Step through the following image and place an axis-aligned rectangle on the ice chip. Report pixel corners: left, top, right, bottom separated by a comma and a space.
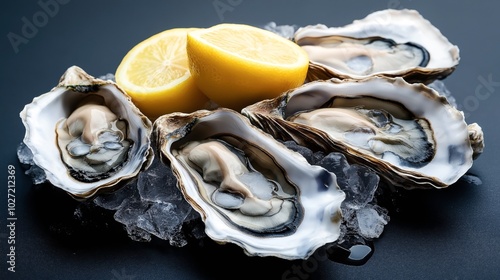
168, 232, 189, 247
98, 73, 115, 82
141, 203, 180, 237
311, 150, 327, 165
26, 165, 47, 184
113, 199, 151, 227
282, 140, 315, 164
318, 152, 379, 209
356, 204, 390, 239
137, 202, 195, 246
17, 141, 48, 184
341, 207, 359, 232
137, 156, 183, 204
317, 152, 350, 176
344, 165, 380, 209
124, 224, 152, 242
182, 208, 205, 239
262, 22, 298, 40
17, 141, 35, 165
94, 179, 139, 210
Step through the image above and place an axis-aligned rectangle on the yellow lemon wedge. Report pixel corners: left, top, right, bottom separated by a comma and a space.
115, 28, 210, 120
186, 23, 309, 110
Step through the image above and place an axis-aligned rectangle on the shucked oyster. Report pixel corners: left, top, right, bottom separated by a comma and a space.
243, 77, 481, 189
20, 66, 153, 198
155, 109, 345, 259
295, 9, 459, 83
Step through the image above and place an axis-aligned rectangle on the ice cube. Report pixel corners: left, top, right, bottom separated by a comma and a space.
94, 179, 139, 210
262, 22, 298, 40
356, 204, 390, 239
17, 141, 47, 184
137, 156, 183, 204
344, 165, 380, 209
318, 152, 379, 209
17, 141, 34, 165
282, 140, 315, 164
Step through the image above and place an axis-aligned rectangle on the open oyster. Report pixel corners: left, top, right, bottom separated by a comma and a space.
243, 77, 481, 189
155, 109, 345, 259
20, 66, 153, 198
294, 9, 459, 83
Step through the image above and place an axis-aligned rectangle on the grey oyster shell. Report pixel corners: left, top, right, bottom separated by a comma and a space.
20, 66, 153, 199
155, 109, 345, 259
243, 77, 478, 189
295, 9, 459, 84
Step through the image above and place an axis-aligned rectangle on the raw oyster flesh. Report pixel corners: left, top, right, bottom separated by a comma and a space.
56, 94, 133, 182
294, 9, 459, 83
20, 66, 153, 198
155, 109, 345, 259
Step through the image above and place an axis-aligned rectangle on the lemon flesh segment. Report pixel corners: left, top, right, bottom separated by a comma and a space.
115, 28, 210, 120
187, 23, 309, 111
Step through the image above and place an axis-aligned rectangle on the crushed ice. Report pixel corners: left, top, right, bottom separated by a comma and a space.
17, 142, 47, 184
93, 141, 206, 246
98, 73, 116, 82
283, 140, 389, 241
262, 22, 298, 40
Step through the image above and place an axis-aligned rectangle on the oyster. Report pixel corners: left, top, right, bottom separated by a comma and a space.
294, 9, 459, 83
243, 77, 480, 189
155, 109, 345, 259
20, 66, 153, 198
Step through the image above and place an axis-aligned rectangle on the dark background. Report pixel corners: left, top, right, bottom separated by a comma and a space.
1, 0, 499, 279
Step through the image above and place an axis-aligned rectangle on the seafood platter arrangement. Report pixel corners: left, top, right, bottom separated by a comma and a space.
18, 9, 484, 264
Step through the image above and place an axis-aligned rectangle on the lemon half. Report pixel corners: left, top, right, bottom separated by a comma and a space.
187, 23, 309, 110
115, 28, 210, 120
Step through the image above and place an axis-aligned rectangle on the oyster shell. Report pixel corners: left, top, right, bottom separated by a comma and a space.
155, 109, 345, 259
467, 123, 484, 160
20, 66, 153, 198
243, 77, 479, 189
294, 9, 459, 83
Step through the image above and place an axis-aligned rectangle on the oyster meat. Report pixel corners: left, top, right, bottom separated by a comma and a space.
294, 9, 459, 83
155, 109, 345, 259
243, 77, 481, 189
20, 66, 153, 198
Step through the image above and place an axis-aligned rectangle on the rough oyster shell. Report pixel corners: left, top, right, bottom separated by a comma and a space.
467, 123, 484, 160
295, 9, 459, 84
243, 77, 478, 189
20, 66, 153, 198
155, 109, 345, 259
